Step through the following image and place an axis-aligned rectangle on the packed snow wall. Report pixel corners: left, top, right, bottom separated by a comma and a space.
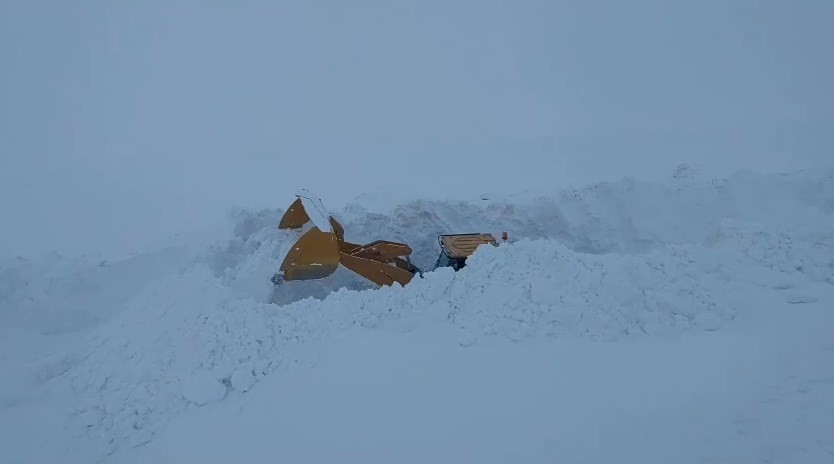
203, 166, 834, 306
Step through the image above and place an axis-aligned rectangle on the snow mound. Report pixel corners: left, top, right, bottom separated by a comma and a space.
0, 248, 197, 412
61, 237, 740, 453
200, 166, 833, 307
706, 218, 834, 284
5, 166, 832, 460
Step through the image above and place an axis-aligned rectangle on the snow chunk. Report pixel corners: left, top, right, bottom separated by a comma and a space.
180, 371, 227, 406
231, 362, 257, 392
457, 329, 477, 347
297, 191, 333, 232
694, 312, 724, 331
786, 294, 820, 305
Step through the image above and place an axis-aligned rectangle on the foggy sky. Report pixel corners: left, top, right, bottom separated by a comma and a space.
1, 0, 832, 258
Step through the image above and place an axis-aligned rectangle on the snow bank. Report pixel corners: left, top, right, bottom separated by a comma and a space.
0, 248, 196, 335
64, 237, 740, 454
3, 166, 832, 460
0, 248, 197, 412
203, 165, 833, 306
334, 165, 834, 260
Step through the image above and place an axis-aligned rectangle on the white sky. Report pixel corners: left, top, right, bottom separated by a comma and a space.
1, 0, 832, 258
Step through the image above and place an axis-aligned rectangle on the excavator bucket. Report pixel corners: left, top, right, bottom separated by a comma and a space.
273, 193, 420, 287
273, 194, 340, 284
279, 194, 333, 233
277, 226, 339, 281
278, 198, 310, 229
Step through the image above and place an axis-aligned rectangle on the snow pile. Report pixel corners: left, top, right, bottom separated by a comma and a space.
0, 249, 197, 412
333, 165, 833, 259
195, 167, 834, 306
63, 236, 740, 453
2, 166, 832, 461
0, 253, 105, 334
0, 248, 195, 335
706, 218, 834, 284
448, 240, 734, 339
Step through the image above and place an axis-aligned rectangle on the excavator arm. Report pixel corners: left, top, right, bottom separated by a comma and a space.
273, 195, 420, 287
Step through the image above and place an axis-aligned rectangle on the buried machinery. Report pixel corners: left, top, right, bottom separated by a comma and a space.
272, 194, 501, 287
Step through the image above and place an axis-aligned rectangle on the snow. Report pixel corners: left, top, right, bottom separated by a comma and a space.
296, 190, 335, 233
115, 303, 834, 464
1, 166, 833, 463
179, 370, 228, 406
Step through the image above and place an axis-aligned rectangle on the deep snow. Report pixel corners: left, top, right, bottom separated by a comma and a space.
1, 166, 832, 463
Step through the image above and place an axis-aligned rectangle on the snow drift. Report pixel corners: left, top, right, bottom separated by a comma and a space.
1, 166, 832, 462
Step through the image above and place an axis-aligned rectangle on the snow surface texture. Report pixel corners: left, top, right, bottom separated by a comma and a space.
1, 166, 833, 463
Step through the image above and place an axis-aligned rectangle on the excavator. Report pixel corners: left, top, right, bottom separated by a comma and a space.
271, 193, 501, 287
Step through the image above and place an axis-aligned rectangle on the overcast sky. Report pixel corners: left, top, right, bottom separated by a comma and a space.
1, 0, 832, 258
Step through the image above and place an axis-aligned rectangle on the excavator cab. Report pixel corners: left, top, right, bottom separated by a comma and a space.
433, 233, 499, 271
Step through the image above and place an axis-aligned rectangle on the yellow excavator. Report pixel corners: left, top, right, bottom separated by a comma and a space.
271, 193, 500, 287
